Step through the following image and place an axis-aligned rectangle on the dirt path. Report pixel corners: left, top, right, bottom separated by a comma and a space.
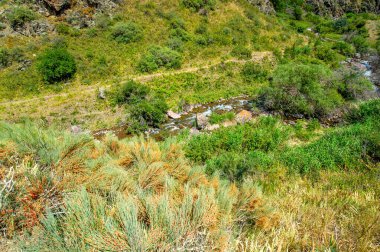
0, 52, 272, 106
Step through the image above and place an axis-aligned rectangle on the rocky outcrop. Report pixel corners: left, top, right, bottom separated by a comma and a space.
306, 0, 379, 16
247, 0, 275, 14
41, 0, 71, 15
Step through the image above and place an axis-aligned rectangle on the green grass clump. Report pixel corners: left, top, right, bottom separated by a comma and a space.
185, 116, 290, 163
209, 111, 235, 124
37, 46, 77, 84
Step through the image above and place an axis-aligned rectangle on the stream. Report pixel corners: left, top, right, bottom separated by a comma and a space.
92, 54, 380, 140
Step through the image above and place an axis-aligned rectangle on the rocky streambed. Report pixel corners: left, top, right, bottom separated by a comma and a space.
91, 54, 380, 140
93, 95, 255, 140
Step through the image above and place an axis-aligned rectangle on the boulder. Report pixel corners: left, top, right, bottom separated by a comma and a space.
196, 113, 209, 129
98, 87, 106, 99
71, 125, 82, 134
222, 120, 237, 128
167, 110, 181, 119
236, 110, 252, 124
190, 127, 200, 135
205, 124, 220, 131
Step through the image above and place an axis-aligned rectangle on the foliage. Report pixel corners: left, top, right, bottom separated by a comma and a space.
209, 111, 235, 124
110, 22, 143, 43
349, 35, 370, 54
37, 46, 77, 83
182, 0, 216, 11
6, 6, 36, 28
111, 81, 169, 131
241, 62, 268, 82
185, 116, 290, 165
112, 80, 150, 105
231, 45, 251, 59
258, 63, 343, 118
0, 48, 11, 68
0, 123, 271, 250
138, 46, 182, 72
334, 67, 374, 100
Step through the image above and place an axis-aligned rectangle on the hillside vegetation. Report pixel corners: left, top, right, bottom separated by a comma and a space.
0, 0, 380, 251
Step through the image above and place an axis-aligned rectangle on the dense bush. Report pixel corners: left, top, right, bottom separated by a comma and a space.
130, 99, 168, 128
6, 6, 36, 28
334, 67, 373, 100
138, 46, 182, 72
349, 35, 369, 54
112, 80, 150, 105
112, 81, 169, 131
332, 41, 355, 56
37, 46, 77, 83
346, 99, 380, 123
0, 47, 25, 68
0, 48, 11, 68
241, 62, 268, 82
111, 22, 143, 43
258, 63, 343, 118
231, 45, 251, 59
182, 0, 216, 11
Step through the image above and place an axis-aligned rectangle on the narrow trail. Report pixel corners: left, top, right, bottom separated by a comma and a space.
0, 52, 271, 107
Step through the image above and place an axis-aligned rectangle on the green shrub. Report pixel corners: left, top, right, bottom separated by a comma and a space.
349, 35, 369, 54
231, 45, 251, 59
314, 43, 339, 64
166, 38, 184, 51
137, 46, 182, 72
335, 68, 373, 100
258, 63, 343, 118
294, 6, 303, 20
111, 81, 169, 131
332, 41, 355, 56
111, 22, 143, 43
37, 46, 77, 83
241, 62, 268, 82
130, 99, 168, 128
56, 23, 71, 35
346, 99, 380, 123
112, 80, 150, 105
0, 48, 11, 68
6, 6, 36, 28
182, 0, 216, 11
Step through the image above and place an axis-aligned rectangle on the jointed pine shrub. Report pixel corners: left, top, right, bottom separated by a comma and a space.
0, 123, 273, 250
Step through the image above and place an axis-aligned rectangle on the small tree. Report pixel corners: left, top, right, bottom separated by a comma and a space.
37, 47, 77, 83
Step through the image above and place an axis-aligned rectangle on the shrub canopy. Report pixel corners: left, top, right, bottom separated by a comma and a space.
37, 47, 77, 83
